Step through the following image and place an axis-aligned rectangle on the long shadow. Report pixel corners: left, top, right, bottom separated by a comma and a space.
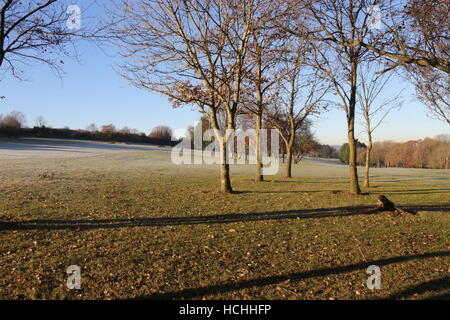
132, 251, 450, 300
386, 276, 450, 300
426, 292, 450, 300
401, 204, 450, 213
0, 205, 375, 231
2, 204, 448, 232
238, 190, 342, 194
264, 181, 350, 185
370, 188, 450, 196
386, 192, 450, 196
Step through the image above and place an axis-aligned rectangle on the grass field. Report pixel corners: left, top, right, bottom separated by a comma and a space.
0, 139, 449, 300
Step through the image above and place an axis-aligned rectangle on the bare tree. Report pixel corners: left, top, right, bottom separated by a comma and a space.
362, 0, 450, 74
120, 126, 131, 135
100, 123, 116, 135
282, 0, 448, 192
400, 0, 449, 125
242, 3, 288, 182
292, 119, 319, 163
357, 63, 403, 187
0, 110, 25, 128
266, 42, 328, 178
86, 123, 98, 132
294, 0, 378, 194
149, 125, 173, 141
349, 0, 449, 124
109, 0, 259, 193
434, 135, 450, 170
0, 110, 25, 136
408, 67, 449, 125
129, 128, 140, 135
0, 0, 103, 79
34, 115, 47, 128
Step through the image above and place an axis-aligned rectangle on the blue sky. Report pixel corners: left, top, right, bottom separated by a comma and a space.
0, 3, 448, 146
0, 41, 200, 139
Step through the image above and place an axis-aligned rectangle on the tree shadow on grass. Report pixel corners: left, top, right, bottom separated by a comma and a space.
426, 292, 450, 300
265, 179, 348, 185
0, 205, 375, 231
386, 276, 450, 300
370, 188, 450, 196
237, 190, 342, 194
132, 251, 450, 300
1, 204, 448, 232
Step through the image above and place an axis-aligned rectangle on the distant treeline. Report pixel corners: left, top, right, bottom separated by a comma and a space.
357, 138, 450, 170
0, 111, 179, 146
2, 126, 179, 146
338, 137, 450, 170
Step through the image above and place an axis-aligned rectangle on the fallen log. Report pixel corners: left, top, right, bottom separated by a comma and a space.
376, 195, 416, 215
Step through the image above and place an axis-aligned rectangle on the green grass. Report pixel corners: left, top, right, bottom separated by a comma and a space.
0, 150, 449, 300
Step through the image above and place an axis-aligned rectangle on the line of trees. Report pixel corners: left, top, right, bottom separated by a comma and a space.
1, 1, 448, 194
184, 113, 333, 175
109, 0, 330, 192
356, 136, 450, 170
0, 111, 177, 146
339, 135, 450, 172
108, 0, 449, 194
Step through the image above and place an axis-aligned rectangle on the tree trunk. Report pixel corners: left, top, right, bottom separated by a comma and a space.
285, 146, 293, 178
255, 113, 263, 182
211, 111, 233, 194
348, 60, 361, 195
364, 149, 370, 188
348, 133, 360, 194
284, 107, 296, 179
219, 137, 233, 193
285, 133, 294, 179
364, 136, 372, 188
445, 151, 449, 170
